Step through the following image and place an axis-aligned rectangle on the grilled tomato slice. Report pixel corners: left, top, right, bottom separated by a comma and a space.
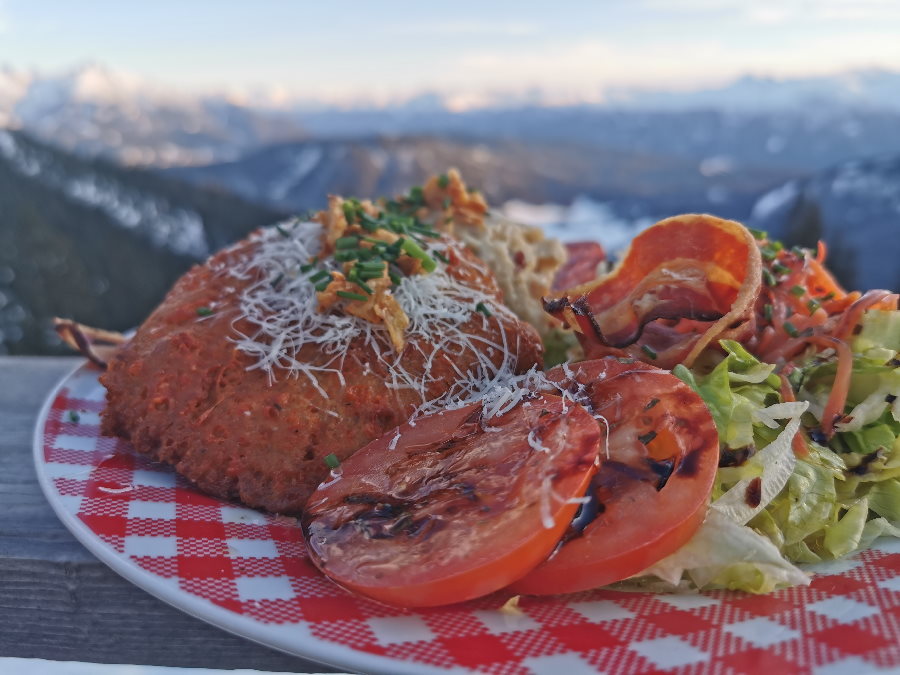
511, 357, 718, 595
301, 394, 601, 607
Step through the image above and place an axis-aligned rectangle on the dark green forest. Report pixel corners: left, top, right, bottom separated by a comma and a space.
0, 131, 283, 355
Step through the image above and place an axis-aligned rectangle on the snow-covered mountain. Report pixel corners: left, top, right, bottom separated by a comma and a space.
5, 63, 900, 172
749, 155, 900, 292
608, 69, 900, 113
0, 130, 282, 355
166, 135, 793, 221
0, 63, 306, 166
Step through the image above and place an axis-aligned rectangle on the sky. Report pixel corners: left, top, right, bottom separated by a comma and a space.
2, 0, 900, 104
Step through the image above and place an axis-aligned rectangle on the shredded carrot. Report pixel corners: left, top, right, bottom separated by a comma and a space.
804, 336, 853, 439
743, 237, 900, 444
778, 372, 809, 457
750, 237, 898, 367
833, 290, 898, 341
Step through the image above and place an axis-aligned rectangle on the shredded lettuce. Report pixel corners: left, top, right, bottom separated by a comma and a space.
635, 311, 900, 593
638, 511, 810, 594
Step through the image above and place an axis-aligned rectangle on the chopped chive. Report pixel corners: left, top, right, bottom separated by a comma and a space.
638, 431, 658, 445
475, 302, 492, 317
442, 197, 452, 210
791, 245, 806, 257
762, 268, 777, 286
783, 321, 799, 337
748, 228, 768, 240
773, 262, 791, 276
392, 216, 416, 238
790, 285, 806, 297
761, 247, 778, 261
324, 453, 340, 469
315, 280, 331, 292
271, 273, 284, 288
334, 250, 361, 262
336, 236, 359, 250
341, 202, 358, 223
68, 410, 80, 423
645, 398, 660, 410
641, 344, 658, 360
763, 303, 774, 321
354, 279, 374, 294
437, 173, 449, 189
771, 240, 783, 252
388, 271, 402, 285
275, 224, 290, 238
411, 225, 441, 238
807, 299, 821, 315
359, 213, 380, 232
308, 270, 330, 283
408, 186, 425, 204
434, 251, 450, 264
357, 260, 386, 270
822, 292, 836, 302
359, 270, 384, 281
337, 290, 368, 302
400, 238, 437, 272
196, 307, 214, 317
299, 263, 315, 273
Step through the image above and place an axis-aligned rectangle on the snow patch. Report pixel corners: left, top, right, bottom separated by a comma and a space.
268, 146, 323, 202
502, 196, 654, 255
751, 181, 799, 221
0, 130, 208, 257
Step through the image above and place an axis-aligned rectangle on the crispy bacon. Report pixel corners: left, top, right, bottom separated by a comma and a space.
544, 214, 762, 369
316, 272, 410, 352
552, 242, 606, 292
422, 168, 489, 231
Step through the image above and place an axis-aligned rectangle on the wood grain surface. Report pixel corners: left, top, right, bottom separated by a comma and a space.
0, 357, 339, 672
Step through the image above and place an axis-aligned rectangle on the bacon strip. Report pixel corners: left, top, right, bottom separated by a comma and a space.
544, 215, 762, 369
552, 242, 606, 292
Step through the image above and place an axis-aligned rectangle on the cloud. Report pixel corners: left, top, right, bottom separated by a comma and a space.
442, 32, 900, 102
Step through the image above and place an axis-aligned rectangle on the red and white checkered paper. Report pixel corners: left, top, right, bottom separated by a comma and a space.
36, 364, 900, 675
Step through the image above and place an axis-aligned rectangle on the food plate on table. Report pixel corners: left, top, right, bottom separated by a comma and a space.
33, 367, 900, 673
36, 170, 900, 673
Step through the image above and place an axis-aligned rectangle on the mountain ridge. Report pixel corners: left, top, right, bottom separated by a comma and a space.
5, 63, 900, 171
165, 134, 796, 221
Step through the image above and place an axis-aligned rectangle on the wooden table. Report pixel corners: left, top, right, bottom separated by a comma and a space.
0, 356, 337, 672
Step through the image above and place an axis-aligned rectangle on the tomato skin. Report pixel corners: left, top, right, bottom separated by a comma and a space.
510, 358, 718, 596
302, 395, 601, 608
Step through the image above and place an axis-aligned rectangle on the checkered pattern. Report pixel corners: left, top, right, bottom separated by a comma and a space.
38, 365, 900, 674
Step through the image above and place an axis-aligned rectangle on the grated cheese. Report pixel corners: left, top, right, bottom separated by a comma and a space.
229, 220, 522, 411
